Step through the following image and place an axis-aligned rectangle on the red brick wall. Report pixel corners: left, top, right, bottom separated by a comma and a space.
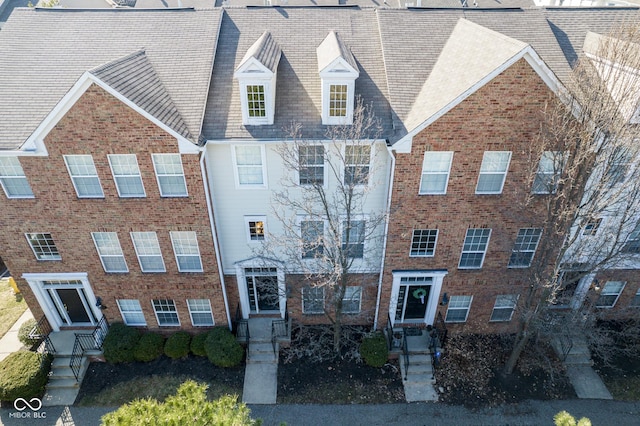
0, 84, 228, 331
592, 270, 640, 318
381, 58, 556, 333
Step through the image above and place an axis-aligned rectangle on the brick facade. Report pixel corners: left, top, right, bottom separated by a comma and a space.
0, 84, 228, 331
380, 58, 557, 333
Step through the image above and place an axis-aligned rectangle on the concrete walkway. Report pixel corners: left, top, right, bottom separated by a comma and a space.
242, 318, 278, 404
0, 308, 33, 362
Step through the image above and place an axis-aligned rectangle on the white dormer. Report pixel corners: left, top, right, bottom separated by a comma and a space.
234, 32, 281, 126
317, 31, 359, 125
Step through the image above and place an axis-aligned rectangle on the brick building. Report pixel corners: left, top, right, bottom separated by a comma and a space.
0, 6, 638, 336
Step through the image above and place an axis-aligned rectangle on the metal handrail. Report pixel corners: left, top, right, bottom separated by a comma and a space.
28, 315, 56, 354
70, 316, 109, 381
402, 329, 409, 380
385, 314, 394, 351
271, 311, 290, 354
434, 311, 448, 348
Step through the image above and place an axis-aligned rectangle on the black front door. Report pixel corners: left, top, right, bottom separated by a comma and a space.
246, 267, 280, 312
56, 288, 91, 323
404, 285, 430, 320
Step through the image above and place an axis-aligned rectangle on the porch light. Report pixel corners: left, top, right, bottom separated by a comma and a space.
440, 293, 449, 306
95, 297, 107, 310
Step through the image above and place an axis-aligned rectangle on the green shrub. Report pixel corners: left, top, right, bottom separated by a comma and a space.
17, 319, 39, 348
0, 351, 52, 402
190, 332, 208, 357
133, 332, 165, 362
360, 332, 388, 368
103, 323, 141, 364
101, 380, 259, 426
204, 327, 244, 367
164, 331, 191, 360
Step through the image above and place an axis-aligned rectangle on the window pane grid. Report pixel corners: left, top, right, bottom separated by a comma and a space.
299, 146, 325, 185
92, 232, 127, 272
0, 157, 34, 198
249, 221, 265, 241
153, 299, 179, 326
508, 228, 542, 268
410, 229, 438, 257
342, 286, 361, 313
247, 85, 266, 118
623, 224, 640, 253
302, 287, 324, 314
476, 151, 511, 194
420, 152, 453, 194
109, 154, 145, 197
445, 295, 472, 323
596, 281, 625, 308
459, 229, 490, 269
26, 233, 61, 260
533, 151, 564, 194
329, 84, 348, 117
235, 146, 264, 185
342, 220, 365, 259
187, 299, 214, 326
64, 155, 103, 198
131, 232, 165, 272
301, 220, 324, 259
344, 145, 370, 186
490, 294, 518, 322
171, 231, 202, 272
117, 299, 146, 325
152, 154, 187, 196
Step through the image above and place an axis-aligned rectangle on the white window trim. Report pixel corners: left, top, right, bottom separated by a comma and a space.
596, 281, 626, 308
343, 143, 372, 187
170, 231, 203, 273
445, 295, 473, 323
475, 151, 511, 195
322, 80, 356, 125
302, 287, 325, 314
582, 218, 603, 236
508, 228, 542, 269
489, 294, 519, 322
63, 155, 104, 198
419, 151, 454, 195
152, 299, 180, 326
630, 288, 640, 308
26, 233, 61, 261
92, 232, 128, 273
245, 215, 267, 243
117, 299, 146, 326
298, 217, 327, 260
151, 153, 188, 197
532, 151, 565, 195
388, 270, 448, 327
298, 144, 327, 187
342, 286, 362, 314
341, 216, 367, 259
239, 82, 275, 126
458, 228, 491, 270
231, 145, 268, 189
0, 157, 34, 199
186, 299, 215, 326
108, 154, 146, 198
130, 232, 166, 273
409, 229, 439, 258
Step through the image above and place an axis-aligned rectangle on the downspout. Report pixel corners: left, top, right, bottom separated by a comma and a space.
373, 141, 396, 330
200, 148, 232, 329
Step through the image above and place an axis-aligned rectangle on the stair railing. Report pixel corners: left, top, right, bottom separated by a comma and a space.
271, 311, 290, 354
402, 328, 409, 380
29, 315, 56, 355
70, 316, 109, 381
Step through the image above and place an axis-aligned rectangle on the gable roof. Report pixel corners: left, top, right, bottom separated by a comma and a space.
90, 50, 193, 140
316, 31, 358, 74
236, 31, 282, 74
0, 8, 221, 151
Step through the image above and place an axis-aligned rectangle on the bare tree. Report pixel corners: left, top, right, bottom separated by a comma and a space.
504, 24, 640, 374
260, 100, 386, 353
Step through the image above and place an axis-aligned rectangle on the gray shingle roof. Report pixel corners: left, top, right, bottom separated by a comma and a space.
237, 32, 282, 74
90, 50, 193, 140
0, 7, 221, 150
316, 31, 358, 73
202, 8, 393, 141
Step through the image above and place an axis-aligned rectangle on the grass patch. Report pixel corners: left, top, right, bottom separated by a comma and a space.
602, 374, 640, 401
76, 375, 241, 406
0, 278, 27, 340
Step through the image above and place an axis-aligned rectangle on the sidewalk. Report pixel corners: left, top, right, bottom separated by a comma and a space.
0, 309, 33, 363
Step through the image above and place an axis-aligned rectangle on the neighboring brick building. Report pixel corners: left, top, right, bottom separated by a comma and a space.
0, 6, 638, 336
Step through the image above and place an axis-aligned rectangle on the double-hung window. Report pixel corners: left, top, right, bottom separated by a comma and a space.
187, 299, 214, 326
419, 151, 453, 195
476, 151, 511, 194
246, 85, 266, 118
0, 157, 34, 198
459, 228, 491, 269
170, 231, 203, 272
299, 146, 325, 185
92, 232, 128, 273
26, 233, 61, 261
508, 228, 542, 268
595, 281, 625, 308
131, 232, 165, 272
152, 299, 179, 326
117, 299, 146, 326
583, 218, 602, 236
342, 220, 365, 259
152, 154, 188, 197
234, 146, 266, 187
342, 286, 362, 314
344, 145, 370, 186
301, 220, 324, 259
623, 224, 640, 253
445, 295, 472, 323
410, 229, 438, 257
490, 295, 518, 322
329, 85, 348, 118
108, 154, 145, 197
630, 289, 640, 308
64, 155, 104, 198
302, 287, 325, 314
532, 151, 564, 194
606, 146, 631, 187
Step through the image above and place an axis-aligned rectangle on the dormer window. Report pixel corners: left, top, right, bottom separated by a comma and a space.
234, 32, 281, 126
317, 31, 359, 125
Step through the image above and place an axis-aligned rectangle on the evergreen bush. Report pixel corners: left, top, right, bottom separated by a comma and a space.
17, 319, 39, 348
164, 331, 191, 360
103, 323, 141, 364
204, 327, 244, 367
359, 332, 389, 368
0, 351, 52, 402
133, 332, 165, 362
190, 332, 208, 357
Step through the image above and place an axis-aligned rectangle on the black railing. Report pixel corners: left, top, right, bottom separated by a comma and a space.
402, 329, 409, 380
28, 315, 56, 354
271, 311, 290, 354
385, 314, 394, 351
434, 311, 448, 348
234, 304, 250, 361
70, 316, 109, 381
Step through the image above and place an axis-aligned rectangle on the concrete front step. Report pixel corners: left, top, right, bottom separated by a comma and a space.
248, 352, 278, 364
403, 381, 439, 402
564, 352, 593, 366
47, 377, 79, 389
